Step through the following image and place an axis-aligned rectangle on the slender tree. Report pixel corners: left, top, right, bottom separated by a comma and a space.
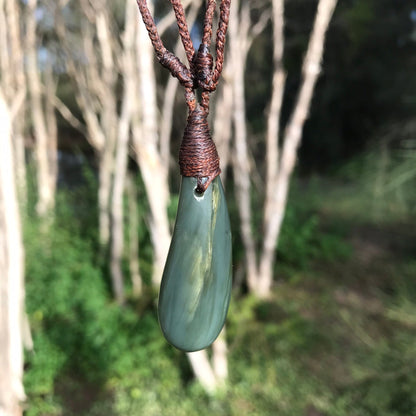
54, 0, 118, 248
212, 63, 233, 184
109, 0, 137, 304
53, 0, 127, 301
126, 173, 143, 296
229, 0, 270, 292
0, 1, 32, 411
0, 89, 26, 416
0, 0, 26, 201
132, 4, 171, 287
26, 0, 58, 218
230, 0, 338, 297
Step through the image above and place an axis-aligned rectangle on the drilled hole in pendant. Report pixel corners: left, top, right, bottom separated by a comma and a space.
194, 177, 208, 198
194, 187, 205, 198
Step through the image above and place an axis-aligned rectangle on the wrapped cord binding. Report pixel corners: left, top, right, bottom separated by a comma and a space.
136, 0, 231, 192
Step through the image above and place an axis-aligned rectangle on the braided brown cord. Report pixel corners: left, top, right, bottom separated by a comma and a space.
195, 0, 217, 112
136, 0, 164, 53
212, 0, 231, 85
136, 0, 194, 90
136, 0, 231, 190
169, 0, 195, 67
202, 0, 217, 47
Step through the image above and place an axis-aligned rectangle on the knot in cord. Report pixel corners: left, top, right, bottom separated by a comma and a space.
137, 0, 231, 190
193, 44, 215, 92
137, 0, 231, 110
159, 50, 193, 89
179, 105, 221, 193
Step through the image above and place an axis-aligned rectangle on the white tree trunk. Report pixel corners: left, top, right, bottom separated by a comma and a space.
212, 327, 228, 383
26, 0, 57, 218
229, 0, 259, 291
12, 129, 27, 205
109, 0, 139, 304
186, 351, 218, 393
226, 0, 337, 298
3, 0, 26, 205
98, 149, 114, 248
0, 3, 30, 409
96, 9, 119, 251
126, 174, 142, 297
256, 0, 286, 298
44, 62, 58, 204
213, 69, 233, 185
263, 0, 285, 229
109, 124, 129, 304
0, 91, 26, 416
159, 74, 179, 170
134, 14, 171, 287
258, 0, 338, 297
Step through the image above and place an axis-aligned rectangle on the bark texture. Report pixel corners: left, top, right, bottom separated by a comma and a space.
0, 2, 29, 411
0, 0, 26, 203
26, 0, 58, 218
133, 9, 171, 287
0, 91, 26, 416
126, 174, 142, 297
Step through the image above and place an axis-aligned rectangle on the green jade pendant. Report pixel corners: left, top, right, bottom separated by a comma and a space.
158, 175, 232, 352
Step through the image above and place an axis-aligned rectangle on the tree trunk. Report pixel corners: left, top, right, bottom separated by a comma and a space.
212, 327, 228, 383
109, 122, 129, 304
109, 0, 139, 304
12, 123, 27, 206
263, 0, 285, 230
132, 134, 171, 287
226, 0, 337, 298
134, 14, 171, 287
96, 9, 119, 250
0, 3, 29, 409
213, 68, 233, 185
257, 0, 338, 297
126, 174, 142, 297
0, 91, 26, 416
98, 149, 114, 249
44, 62, 58, 204
229, 0, 259, 291
26, 0, 57, 218
186, 351, 218, 393
258, 174, 289, 296
256, 0, 286, 298
4, 0, 26, 205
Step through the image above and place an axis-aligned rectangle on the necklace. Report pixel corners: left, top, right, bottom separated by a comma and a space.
136, 0, 232, 351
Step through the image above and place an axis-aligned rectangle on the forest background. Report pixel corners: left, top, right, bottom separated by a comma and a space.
1, 0, 416, 415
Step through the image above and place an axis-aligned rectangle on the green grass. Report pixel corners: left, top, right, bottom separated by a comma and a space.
23, 170, 416, 416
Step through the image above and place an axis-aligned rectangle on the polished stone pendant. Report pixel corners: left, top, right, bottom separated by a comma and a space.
158, 176, 232, 352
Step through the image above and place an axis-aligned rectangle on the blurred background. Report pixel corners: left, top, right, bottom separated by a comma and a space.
1, 0, 416, 415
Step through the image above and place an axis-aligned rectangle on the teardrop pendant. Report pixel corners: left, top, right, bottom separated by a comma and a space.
158, 176, 232, 352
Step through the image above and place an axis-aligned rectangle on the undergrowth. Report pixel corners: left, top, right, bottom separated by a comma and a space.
23, 170, 416, 415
